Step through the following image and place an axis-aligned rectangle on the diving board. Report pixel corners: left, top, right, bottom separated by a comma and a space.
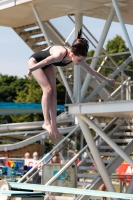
9, 183, 133, 199
68, 100, 133, 118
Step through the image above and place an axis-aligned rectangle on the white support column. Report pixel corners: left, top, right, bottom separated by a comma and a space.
126, 77, 131, 100
81, 7, 115, 101
80, 133, 84, 150
80, 115, 133, 167
73, 13, 82, 103
77, 116, 116, 194
121, 70, 124, 100
31, 5, 51, 46
112, 0, 133, 59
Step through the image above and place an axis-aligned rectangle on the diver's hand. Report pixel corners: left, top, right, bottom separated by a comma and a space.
27, 69, 31, 78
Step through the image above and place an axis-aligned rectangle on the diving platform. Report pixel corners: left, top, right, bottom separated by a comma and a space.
68, 100, 133, 118
0, 0, 133, 28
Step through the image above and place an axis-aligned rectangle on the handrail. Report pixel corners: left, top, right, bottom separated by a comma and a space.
105, 77, 132, 101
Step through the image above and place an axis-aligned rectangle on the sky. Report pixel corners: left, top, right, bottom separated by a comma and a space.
0, 15, 133, 78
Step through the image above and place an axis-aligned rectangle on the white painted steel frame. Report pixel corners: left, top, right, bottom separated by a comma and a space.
77, 116, 116, 193
81, 7, 115, 101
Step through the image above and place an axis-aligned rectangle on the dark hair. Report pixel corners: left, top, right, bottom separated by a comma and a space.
71, 29, 89, 57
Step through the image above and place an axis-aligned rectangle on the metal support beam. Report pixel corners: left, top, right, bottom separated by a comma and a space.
112, 0, 133, 59
81, 6, 115, 101
80, 133, 84, 150
80, 115, 133, 167
77, 116, 116, 194
73, 13, 82, 103
126, 77, 131, 100
121, 70, 124, 100
31, 5, 51, 46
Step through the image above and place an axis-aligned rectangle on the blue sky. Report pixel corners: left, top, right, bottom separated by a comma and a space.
0, 16, 133, 78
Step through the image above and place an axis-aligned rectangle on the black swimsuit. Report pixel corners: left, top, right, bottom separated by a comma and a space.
30, 45, 72, 70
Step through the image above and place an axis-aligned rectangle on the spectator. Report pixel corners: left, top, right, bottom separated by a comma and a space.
51, 150, 61, 164
32, 152, 39, 160
24, 151, 30, 159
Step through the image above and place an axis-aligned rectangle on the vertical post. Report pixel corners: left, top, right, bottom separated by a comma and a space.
126, 77, 131, 100
80, 133, 84, 150
77, 116, 116, 193
73, 13, 82, 103
121, 70, 124, 100
112, 0, 133, 58
74, 131, 77, 150
81, 7, 115, 101
126, 176, 133, 193
120, 179, 122, 193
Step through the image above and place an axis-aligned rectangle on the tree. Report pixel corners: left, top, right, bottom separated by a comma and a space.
106, 35, 129, 65
0, 74, 27, 102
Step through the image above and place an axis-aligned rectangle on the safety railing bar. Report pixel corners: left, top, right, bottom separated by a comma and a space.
18, 125, 80, 183
85, 51, 131, 60
105, 77, 131, 101
64, 27, 75, 44
106, 80, 133, 101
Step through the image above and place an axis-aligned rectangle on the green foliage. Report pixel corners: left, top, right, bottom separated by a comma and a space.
0, 74, 27, 102
106, 35, 129, 65
14, 77, 42, 103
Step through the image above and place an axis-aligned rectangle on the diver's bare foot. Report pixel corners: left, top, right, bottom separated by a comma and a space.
52, 126, 60, 139
42, 123, 54, 138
